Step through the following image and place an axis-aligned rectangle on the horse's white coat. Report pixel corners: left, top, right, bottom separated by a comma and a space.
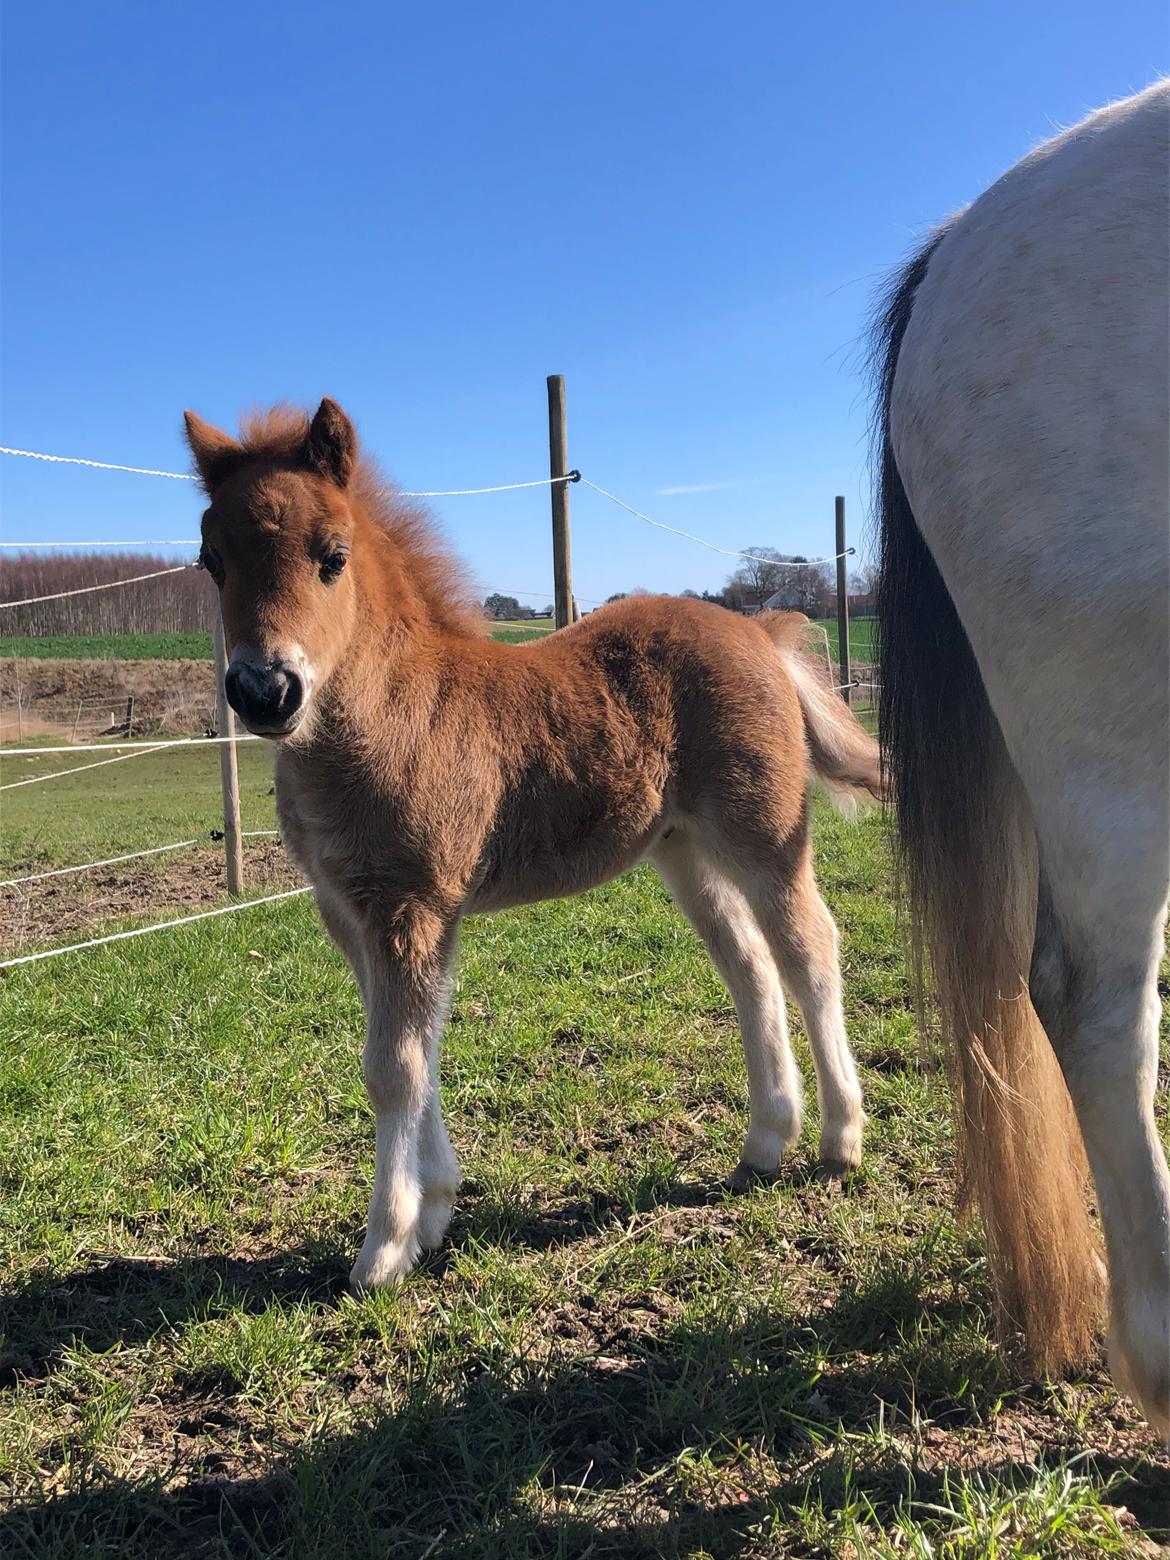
890, 81, 1170, 1433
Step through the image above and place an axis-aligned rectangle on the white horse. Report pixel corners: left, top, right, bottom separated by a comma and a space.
874, 80, 1169, 1436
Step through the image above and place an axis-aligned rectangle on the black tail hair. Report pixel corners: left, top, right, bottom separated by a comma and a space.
871, 231, 1103, 1370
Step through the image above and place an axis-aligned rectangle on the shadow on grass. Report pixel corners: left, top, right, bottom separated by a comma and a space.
0, 1181, 729, 1380
2, 1256, 1167, 1559
0, 1245, 352, 1383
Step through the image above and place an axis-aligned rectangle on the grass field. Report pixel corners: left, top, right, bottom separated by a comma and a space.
0, 744, 1166, 1557
0, 617, 864, 664
0, 622, 555, 661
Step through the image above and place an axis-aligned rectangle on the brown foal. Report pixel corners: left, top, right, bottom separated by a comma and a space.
186, 399, 881, 1288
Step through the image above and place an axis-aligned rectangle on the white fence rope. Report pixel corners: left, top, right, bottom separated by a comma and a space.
0, 448, 199, 480
0, 446, 571, 500
0, 564, 194, 610
579, 477, 855, 567
0, 829, 282, 889
0, 539, 201, 549
0, 886, 313, 970
0, 735, 259, 755
0, 745, 172, 791
0, 838, 200, 888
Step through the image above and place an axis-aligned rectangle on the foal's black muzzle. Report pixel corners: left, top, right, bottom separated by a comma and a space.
225, 659, 305, 736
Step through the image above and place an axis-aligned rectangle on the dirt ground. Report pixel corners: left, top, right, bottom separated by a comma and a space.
1, 657, 216, 741
0, 842, 302, 958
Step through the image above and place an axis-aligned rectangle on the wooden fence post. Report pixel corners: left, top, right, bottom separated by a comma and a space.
547, 375, 574, 630
834, 495, 852, 705
212, 600, 245, 895
125, 696, 135, 739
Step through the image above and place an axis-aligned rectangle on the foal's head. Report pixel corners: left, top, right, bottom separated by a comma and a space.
185, 399, 367, 739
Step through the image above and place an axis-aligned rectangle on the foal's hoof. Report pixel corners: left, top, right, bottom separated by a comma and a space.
725, 1161, 778, 1194
813, 1159, 855, 1186
416, 1195, 456, 1252
349, 1236, 419, 1292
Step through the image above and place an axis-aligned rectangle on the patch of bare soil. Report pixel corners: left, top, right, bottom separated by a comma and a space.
1, 657, 216, 739
0, 842, 302, 957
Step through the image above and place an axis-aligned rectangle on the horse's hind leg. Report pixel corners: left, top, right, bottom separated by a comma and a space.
1029, 813, 1170, 1436
724, 838, 865, 1176
651, 831, 802, 1183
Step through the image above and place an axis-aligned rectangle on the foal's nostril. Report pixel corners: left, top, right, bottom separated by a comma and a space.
280, 666, 304, 717
225, 660, 305, 730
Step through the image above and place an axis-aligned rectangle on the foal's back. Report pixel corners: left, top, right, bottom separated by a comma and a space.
458, 595, 811, 911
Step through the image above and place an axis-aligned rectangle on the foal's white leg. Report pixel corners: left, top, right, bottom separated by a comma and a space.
350, 922, 458, 1290
416, 977, 461, 1251
652, 832, 802, 1181
735, 851, 865, 1175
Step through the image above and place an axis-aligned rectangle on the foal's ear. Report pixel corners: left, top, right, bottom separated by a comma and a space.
183, 411, 244, 493
306, 398, 356, 488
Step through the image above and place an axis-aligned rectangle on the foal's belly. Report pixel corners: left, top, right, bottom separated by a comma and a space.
464, 819, 671, 915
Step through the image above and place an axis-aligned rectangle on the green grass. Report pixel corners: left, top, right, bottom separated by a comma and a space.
0, 631, 216, 661
0, 623, 554, 660
810, 617, 876, 664
0, 756, 1165, 1557
1, 619, 866, 661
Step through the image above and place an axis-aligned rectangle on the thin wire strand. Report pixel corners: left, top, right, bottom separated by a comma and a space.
0, 447, 199, 479
0, 829, 281, 888
401, 476, 572, 497
0, 886, 313, 970
0, 564, 194, 610
0, 540, 201, 549
1, 735, 259, 755
0, 446, 571, 499
0, 745, 172, 791
0, 838, 200, 888
579, 477, 855, 567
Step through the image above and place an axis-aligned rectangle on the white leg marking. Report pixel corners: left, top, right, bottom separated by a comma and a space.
653, 833, 802, 1179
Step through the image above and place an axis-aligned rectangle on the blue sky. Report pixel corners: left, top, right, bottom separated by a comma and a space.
1, 2, 1164, 608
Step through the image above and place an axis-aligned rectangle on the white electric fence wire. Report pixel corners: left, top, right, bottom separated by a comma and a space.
0, 886, 313, 970
0, 745, 171, 791
0, 735, 260, 755
0, 564, 194, 610
0, 540, 201, 549
579, 477, 855, 567
0, 829, 283, 888
0, 448, 199, 480
0, 446, 570, 499
0, 839, 200, 888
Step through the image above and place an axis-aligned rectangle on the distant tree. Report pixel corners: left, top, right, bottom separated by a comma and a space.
727, 546, 787, 605
679, 588, 700, 599
725, 548, 834, 616
542, 604, 554, 618
483, 593, 521, 619
849, 560, 879, 596
605, 592, 630, 604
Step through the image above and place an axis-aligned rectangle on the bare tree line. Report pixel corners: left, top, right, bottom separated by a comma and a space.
0, 553, 213, 636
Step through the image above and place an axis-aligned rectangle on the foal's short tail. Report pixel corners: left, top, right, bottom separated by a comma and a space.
759, 611, 884, 815
872, 240, 1103, 1372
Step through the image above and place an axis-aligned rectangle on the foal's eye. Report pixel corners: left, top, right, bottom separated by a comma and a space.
320, 550, 348, 583
198, 545, 224, 584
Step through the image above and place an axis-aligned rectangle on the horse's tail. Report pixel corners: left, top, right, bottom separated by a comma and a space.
759, 610, 884, 815
873, 238, 1103, 1371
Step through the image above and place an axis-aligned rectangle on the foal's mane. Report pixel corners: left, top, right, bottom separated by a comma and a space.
237, 406, 488, 640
